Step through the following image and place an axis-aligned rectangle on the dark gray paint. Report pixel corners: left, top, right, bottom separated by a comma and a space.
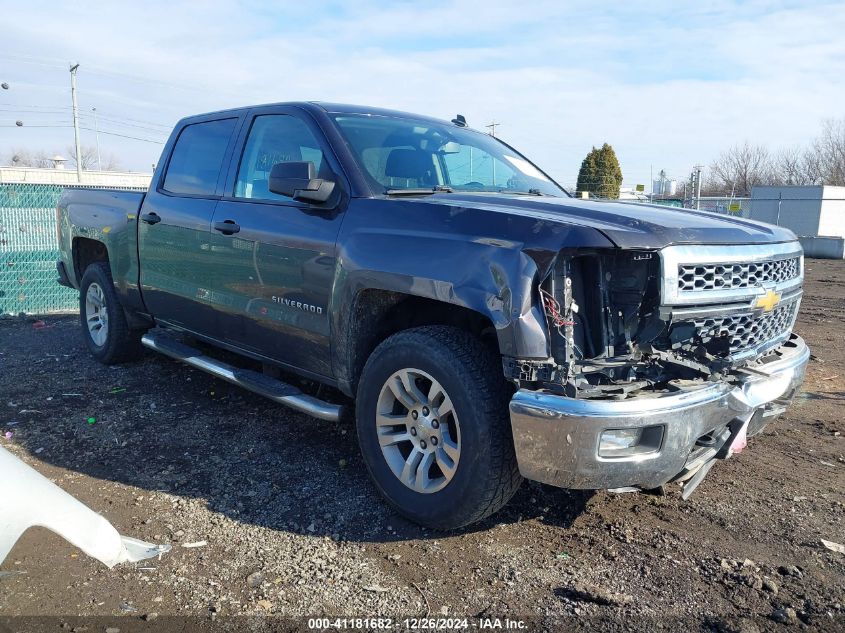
56, 101, 802, 394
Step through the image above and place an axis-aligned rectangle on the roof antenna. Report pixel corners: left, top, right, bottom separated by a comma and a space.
451, 114, 467, 127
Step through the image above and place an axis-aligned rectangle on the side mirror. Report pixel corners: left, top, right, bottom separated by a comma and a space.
268, 161, 335, 203
437, 141, 462, 155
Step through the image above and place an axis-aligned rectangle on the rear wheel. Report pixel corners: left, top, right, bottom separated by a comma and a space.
356, 326, 522, 530
79, 262, 143, 364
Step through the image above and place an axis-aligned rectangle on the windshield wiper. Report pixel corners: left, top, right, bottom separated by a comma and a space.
384, 185, 454, 196
501, 188, 550, 196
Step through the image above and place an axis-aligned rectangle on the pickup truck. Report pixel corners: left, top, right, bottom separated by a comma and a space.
57, 102, 809, 529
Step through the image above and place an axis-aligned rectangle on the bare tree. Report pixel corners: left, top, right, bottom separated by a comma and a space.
3, 148, 54, 168
707, 142, 774, 196
771, 147, 819, 186
4, 145, 123, 171
67, 145, 99, 170
810, 118, 845, 186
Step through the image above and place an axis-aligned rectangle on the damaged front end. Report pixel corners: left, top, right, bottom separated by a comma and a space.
506, 242, 809, 496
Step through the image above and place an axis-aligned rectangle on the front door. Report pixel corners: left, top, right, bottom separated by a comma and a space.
138, 116, 241, 333
208, 108, 347, 378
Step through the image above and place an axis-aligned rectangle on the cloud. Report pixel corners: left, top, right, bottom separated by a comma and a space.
1, 0, 843, 188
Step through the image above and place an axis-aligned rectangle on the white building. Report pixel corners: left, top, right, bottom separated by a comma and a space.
750, 185, 845, 259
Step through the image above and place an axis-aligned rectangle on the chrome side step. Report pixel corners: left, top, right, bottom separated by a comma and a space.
141, 331, 341, 422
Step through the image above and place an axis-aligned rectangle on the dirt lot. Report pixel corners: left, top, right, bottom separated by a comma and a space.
0, 260, 843, 631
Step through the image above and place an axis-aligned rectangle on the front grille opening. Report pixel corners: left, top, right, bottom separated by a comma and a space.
671, 299, 799, 357
678, 256, 800, 292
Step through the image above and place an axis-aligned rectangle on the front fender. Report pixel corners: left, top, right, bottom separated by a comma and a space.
330, 199, 615, 390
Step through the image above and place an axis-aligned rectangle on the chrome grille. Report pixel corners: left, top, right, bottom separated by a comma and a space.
678, 256, 800, 292
687, 299, 799, 356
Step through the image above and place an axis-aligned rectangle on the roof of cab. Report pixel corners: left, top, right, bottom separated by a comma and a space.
176, 101, 456, 129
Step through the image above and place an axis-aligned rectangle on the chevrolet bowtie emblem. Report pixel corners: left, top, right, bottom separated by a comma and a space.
755, 289, 782, 313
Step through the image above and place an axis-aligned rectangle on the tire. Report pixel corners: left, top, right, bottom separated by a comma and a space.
79, 262, 143, 364
355, 325, 523, 530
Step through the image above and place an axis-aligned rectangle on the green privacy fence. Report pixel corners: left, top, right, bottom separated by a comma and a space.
0, 182, 144, 315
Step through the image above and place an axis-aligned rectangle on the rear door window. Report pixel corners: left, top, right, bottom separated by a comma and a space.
163, 118, 237, 196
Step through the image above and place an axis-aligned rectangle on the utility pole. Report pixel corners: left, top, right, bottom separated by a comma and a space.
650, 164, 653, 203
485, 121, 500, 137
69, 63, 83, 183
92, 107, 102, 170
694, 165, 702, 210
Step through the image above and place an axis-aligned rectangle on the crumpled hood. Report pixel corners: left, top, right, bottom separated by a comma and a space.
437, 193, 798, 249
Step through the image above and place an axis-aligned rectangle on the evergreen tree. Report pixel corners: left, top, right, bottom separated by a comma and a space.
576, 143, 623, 199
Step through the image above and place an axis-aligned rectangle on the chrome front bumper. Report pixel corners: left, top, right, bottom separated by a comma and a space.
509, 335, 809, 491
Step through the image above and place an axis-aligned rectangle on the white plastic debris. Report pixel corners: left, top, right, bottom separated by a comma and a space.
821, 539, 845, 555
0, 446, 171, 568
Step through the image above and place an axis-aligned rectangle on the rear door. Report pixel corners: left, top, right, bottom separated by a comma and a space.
138, 115, 241, 333
208, 106, 348, 378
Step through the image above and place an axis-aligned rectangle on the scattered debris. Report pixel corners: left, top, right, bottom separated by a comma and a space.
821, 539, 845, 555
778, 565, 803, 579
0, 446, 171, 567
0, 570, 27, 580
181, 541, 207, 548
109, 388, 126, 394
362, 585, 389, 593
256, 599, 272, 610
412, 581, 430, 617
246, 571, 264, 588
763, 578, 779, 595
771, 607, 797, 625
86, 417, 97, 425
3, 431, 11, 440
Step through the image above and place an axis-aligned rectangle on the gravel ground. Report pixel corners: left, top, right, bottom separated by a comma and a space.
0, 259, 843, 631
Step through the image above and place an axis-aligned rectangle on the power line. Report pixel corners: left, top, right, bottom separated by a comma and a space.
0, 105, 171, 131
0, 122, 165, 143
79, 126, 165, 144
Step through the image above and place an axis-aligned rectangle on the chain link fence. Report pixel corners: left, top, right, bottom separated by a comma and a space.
694, 196, 752, 217
0, 183, 144, 315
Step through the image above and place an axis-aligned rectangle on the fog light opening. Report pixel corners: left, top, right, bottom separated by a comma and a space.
599, 428, 642, 455
598, 425, 664, 458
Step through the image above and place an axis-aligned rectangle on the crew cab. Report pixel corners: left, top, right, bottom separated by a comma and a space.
56, 102, 809, 529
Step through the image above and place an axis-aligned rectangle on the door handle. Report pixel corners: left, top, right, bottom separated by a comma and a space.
214, 219, 240, 235
140, 212, 161, 225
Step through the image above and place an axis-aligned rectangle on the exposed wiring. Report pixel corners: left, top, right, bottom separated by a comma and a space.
539, 287, 574, 330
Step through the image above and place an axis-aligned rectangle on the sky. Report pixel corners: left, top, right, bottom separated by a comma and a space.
1, 0, 844, 190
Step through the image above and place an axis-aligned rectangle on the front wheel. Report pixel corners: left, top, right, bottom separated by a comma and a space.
79, 262, 143, 364
355, 326, 523, 530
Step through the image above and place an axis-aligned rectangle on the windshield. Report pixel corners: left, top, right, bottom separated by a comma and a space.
332, 114, 566, 197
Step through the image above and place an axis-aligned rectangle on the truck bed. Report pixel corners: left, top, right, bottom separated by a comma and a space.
57, 188, 146, 290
